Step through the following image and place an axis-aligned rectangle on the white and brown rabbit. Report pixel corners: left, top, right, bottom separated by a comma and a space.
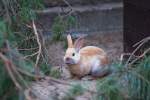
64, 34, 110, 79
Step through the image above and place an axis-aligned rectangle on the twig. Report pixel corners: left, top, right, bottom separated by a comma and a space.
129, 48, 150, 65
32, 20, 42, 75
125, 37, 150, 67
125, 42, 144, 66
133, 36, 150, 47
23, 51, 38, 59
18, 47, 38, 51
120, 53, 139, 65
37, 29, 50, 67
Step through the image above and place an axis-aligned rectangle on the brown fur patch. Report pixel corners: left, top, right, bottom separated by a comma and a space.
80, 46, 106, 56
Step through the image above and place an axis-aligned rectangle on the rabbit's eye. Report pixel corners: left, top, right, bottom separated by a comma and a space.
72, 53, 75, 56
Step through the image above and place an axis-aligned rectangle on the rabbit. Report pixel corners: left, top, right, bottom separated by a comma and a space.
64, 34, 110, 79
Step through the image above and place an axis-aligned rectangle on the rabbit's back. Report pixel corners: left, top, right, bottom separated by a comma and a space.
80, 46, 109, 72
80, 46, 106, 56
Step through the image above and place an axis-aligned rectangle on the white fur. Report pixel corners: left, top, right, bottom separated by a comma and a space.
91, 57, 102, 72
73, 52, 80, 64
69, 48, 80, 64
64, 48, 81, 64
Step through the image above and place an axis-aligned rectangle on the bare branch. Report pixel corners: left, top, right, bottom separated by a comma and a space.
125, 36, 150, 67
18, 47, 38, 51
32, 20, 42, 75
133, 36, 150, 47
129, 48, 150, 65
23, 51, 38, 59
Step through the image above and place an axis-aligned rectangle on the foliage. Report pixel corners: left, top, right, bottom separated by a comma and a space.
96, 77, 124, 100
19, 0, 44, 22
0, 61, 16, 99
127, 56, 150, 100
0, 0, 44, 99
49, 68, 61, 78
51, 15, 76, 41
94, 56, 150, 100
63, 84, 85, 100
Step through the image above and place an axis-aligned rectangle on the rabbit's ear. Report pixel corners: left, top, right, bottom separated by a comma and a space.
67, 34, 73, 48
74, 36, 84, 52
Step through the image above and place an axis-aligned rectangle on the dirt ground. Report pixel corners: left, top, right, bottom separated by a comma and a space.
47, 32, 123, 67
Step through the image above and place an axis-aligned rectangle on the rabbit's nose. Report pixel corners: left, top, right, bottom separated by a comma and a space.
65, 57, 74, 64
66, 57, 70, 61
